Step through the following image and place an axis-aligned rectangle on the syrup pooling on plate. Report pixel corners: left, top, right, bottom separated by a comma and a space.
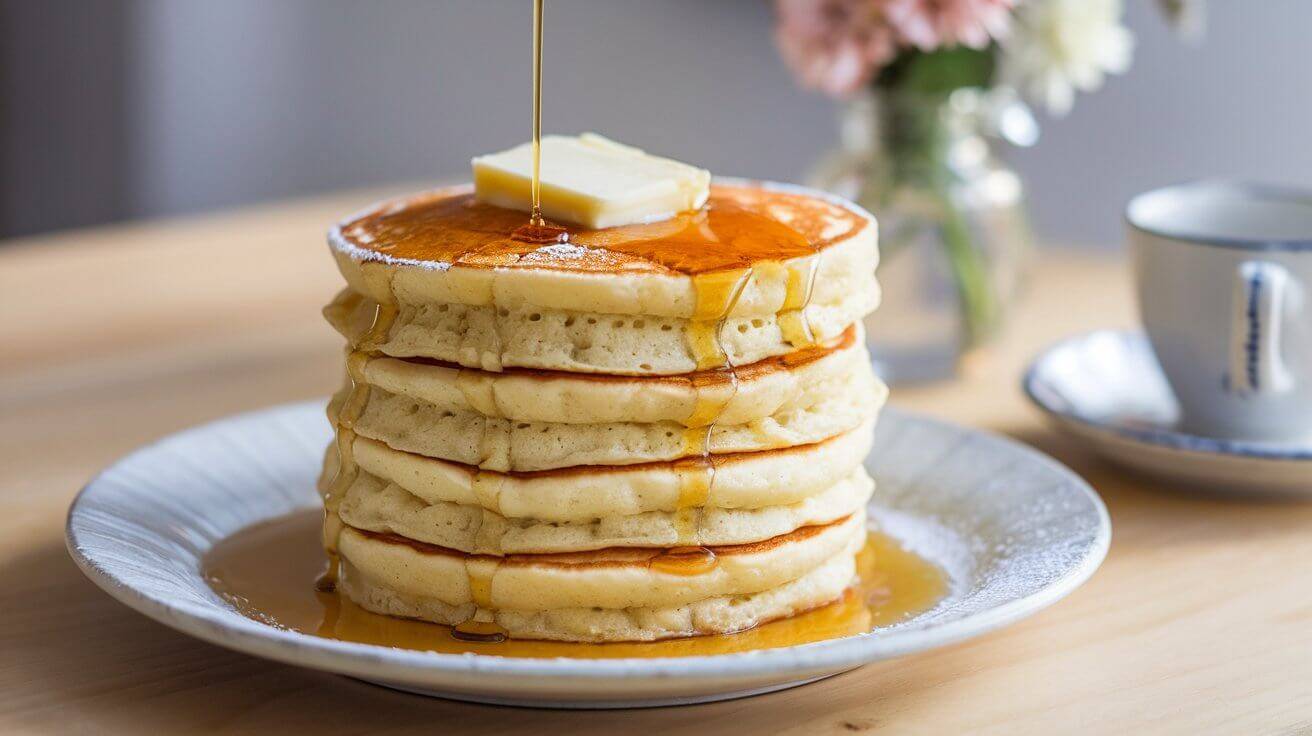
204, 510, 948, 657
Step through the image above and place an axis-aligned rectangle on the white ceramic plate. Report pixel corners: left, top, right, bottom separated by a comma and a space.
1025, 330, 1312, 497
66, 401, 1109, 709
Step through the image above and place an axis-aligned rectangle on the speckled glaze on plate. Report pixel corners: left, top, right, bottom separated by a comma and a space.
66, 400, 1109, 709
1025, 330, 1312, 497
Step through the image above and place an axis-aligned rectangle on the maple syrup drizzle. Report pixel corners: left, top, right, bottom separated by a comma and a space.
469, 470, 504, 516
452, 368, 491, 413
686, 268, 753, 370
318, 301, 398, 592
457, 435, 510, 639
650, 266, 753, 572
206, 510, 948, 657
466, 558, 498, 609
777, 257, 821, 348
452, 558, 506, 642
668, 380, 725, 556
648, 545, 718, 577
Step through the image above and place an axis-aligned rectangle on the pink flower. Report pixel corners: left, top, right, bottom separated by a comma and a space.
775, 0, 1015, 97
884, 0, 1015, 51
774, 0, 898, 97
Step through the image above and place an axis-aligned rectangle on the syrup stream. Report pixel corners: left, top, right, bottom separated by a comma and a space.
529, 0, 544, 227
454, 0, 546, 639
512, 0, 567, 246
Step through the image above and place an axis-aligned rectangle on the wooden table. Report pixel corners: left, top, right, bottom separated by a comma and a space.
3, 191, 1310, 735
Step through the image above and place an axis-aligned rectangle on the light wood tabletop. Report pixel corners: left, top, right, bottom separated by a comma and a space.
3, 191, 1310, 735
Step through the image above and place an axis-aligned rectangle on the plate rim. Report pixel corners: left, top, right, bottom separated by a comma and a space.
66, 400, 1110, 684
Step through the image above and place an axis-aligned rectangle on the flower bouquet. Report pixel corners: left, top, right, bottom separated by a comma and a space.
776, 0, 1197, 380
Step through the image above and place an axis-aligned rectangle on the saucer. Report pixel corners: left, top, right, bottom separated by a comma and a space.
1024, 330, 1312, 497
67, 400, 1108, 709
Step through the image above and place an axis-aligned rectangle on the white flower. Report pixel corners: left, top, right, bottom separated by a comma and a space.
999, 0, 1134, 116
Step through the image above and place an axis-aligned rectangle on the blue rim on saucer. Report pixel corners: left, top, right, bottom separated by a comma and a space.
1024, 330, 1312, 463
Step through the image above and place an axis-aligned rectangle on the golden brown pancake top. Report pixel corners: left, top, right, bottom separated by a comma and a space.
334, 184, 868, 276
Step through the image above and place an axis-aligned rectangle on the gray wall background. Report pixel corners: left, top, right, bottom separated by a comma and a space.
3, 0, 1309, 246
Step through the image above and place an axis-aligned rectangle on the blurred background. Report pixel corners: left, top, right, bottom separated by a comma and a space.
1, 0, 1308, 245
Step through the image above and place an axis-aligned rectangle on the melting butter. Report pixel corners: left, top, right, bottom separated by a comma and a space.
472, 133, 710, 229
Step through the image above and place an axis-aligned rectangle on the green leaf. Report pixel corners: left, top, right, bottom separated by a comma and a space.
888, 46, 996, 95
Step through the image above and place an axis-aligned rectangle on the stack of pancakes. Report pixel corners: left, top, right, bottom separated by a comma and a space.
318, 181, 884, 643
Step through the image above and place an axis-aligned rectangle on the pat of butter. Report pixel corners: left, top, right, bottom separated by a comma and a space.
471, 133, 710, 229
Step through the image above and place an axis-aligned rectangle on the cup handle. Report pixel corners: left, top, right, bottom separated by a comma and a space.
1229, 260, 1293, 395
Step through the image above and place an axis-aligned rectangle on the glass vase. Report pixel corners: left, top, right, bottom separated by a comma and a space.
809, 88, 1035, 383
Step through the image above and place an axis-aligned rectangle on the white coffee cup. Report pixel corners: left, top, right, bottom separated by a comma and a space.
1128, 181, 1312, 443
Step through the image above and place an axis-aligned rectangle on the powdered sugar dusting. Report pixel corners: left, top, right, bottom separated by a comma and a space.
517, 241, 623, 269
348, 226, 376, 245
862, 408, 1110, 636
531, 243, 589, 260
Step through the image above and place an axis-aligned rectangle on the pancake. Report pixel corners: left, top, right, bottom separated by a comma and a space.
339, 540, 858, 643
337, 462, 874, 554
329, 182, 878, 319
325, 182, 879, 375
323, 423, 875, 522
338, 324, 866, 427
336, 513, 864, 630
325, 280, 876, 376
332, 359, 883, 471
318, 177, 883, 643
